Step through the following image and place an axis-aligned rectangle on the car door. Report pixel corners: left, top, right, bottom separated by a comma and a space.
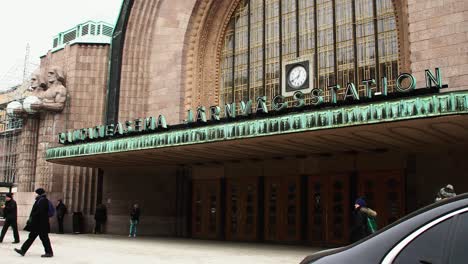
381, 207, 468, 264
447, 212, 468, 263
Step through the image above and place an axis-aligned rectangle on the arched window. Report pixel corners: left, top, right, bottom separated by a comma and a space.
220, 0, 398, 109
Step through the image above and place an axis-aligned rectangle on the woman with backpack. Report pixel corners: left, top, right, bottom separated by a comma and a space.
14, 188, 54, 258
350, 197, 377, 243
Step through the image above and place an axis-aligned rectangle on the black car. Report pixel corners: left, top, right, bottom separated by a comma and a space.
300, 193, 468, 264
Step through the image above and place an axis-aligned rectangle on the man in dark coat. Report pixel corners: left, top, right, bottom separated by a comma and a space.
0, 193, 20, 243
56, 199, 67, 234
94, 204, 107, 234
14, 188, 53, 258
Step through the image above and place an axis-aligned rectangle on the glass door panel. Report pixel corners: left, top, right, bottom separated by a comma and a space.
265, 178, 281, 241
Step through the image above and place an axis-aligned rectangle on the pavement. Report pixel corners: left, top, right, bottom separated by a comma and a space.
0, 231, 320, 264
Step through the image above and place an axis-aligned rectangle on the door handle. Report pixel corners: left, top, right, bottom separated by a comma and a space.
419, 260, 432, 264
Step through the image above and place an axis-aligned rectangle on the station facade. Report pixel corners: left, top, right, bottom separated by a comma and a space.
4, 0, 468, 246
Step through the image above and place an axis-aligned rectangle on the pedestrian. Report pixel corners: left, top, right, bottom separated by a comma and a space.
0, 193, 20, 244
350, 197, 377, 243
435, 184, 456, 202
14, 188, 54, 258
94, 204, 107, 234
56, 199, 67, 234
129, 203, 140, 238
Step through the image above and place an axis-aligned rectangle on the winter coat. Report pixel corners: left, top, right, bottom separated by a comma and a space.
94, 205, 107, 223
3, 199, 18, 222
25, 194, 50, 234
130, 208, 140, 222
56, 202, 67, 218
350, 207, 377, 243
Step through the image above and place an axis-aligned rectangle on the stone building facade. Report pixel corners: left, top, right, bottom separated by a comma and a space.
7, 0, 468, 244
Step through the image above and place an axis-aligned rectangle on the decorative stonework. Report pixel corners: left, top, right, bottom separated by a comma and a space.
182, 0, 244, 113
46, 91, 468, 160
393, 0, 412, 73
182, 0, 412, 119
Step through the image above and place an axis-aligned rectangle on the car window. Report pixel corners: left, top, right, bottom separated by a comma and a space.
394, 218, 452, 264
449, 212, 468, 264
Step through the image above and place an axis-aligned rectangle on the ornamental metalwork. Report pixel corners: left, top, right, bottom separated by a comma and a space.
46, 91, 468, 160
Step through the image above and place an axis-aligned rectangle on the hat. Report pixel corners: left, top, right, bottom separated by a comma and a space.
355, 198, 367, 207
446, 184, 454, 191
35, 188, 45, 195
5, 193, 13, 198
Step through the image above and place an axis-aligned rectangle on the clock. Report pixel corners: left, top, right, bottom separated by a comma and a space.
282, 58, 313, 96
288, 65, 308, 88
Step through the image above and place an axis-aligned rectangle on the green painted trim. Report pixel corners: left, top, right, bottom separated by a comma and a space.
46, 91, 468, 161
51, 21, 114, 51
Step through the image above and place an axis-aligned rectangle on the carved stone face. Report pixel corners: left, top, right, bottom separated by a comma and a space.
30, 75, 40, 89
48, 70, 58, 84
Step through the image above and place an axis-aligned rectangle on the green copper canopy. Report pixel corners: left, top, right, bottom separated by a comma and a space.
46, 91, 468, 161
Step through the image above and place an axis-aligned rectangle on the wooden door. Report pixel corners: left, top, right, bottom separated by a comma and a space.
327, 174, 350, 244
308, 175, 325, 243
265, 177, 282, 241
226, 177, 258, 241
308, 174, 350, 245
192, 179, 221, 239
358, 171, 405, 229
265, 176, 301, 242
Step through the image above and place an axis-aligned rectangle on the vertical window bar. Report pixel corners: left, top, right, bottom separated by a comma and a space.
314, 0, 318, 88
279, 0, 283, 93
332, 0, 338, 84
295, 0, 300, 58
247, 0, 252, 99
352, 0, 358, 89
232, 18, 236, 99
262, 0, 266, 96
372, 0, 380, 90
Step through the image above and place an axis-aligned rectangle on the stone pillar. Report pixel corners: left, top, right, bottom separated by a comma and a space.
15, 192, 37, 229
16, 117, 40, 192
34, 112, 65, 193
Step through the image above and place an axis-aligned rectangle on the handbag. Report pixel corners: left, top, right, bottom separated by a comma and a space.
367, 216, 378, 234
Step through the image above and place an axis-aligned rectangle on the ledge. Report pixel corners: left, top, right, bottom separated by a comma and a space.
46, 91, 468, 161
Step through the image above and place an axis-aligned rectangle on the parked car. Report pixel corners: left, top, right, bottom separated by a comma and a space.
300, 193, 468, 264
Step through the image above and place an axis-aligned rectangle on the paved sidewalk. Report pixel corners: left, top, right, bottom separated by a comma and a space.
0, 231, 320, 264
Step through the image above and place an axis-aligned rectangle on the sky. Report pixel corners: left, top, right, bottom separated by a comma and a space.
0, 0, 123, 89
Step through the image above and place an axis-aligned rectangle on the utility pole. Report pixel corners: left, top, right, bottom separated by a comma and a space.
22, 43, 30, 82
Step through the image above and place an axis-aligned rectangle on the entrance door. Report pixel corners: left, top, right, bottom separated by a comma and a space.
265, 176, 301, 242
226, 177, 258, 241
192, 179, 221, 239
358, 171, 405, 228
308, 174, 350, 245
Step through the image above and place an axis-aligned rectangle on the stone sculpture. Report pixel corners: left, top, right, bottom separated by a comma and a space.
30, 66, 67, 112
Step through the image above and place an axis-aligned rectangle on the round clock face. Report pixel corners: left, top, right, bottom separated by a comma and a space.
288, 65, 308, 88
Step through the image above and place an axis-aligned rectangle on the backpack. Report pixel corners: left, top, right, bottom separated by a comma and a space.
367, 216, 378, 234
48, 200, 56, 217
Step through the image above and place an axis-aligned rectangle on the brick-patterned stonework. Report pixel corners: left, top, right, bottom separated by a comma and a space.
408, 0, 468, 91
118, 0, 200, 125
16, 118, 39, 192
15, 43, 109, 232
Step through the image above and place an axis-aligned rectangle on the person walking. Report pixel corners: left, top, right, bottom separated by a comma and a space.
129, 203, 140, 238
56, 199, 67, 234
0, 193, 20, 244
94, 204, 107, 234
14, 188, 53, 258
350, 197, 377, 243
